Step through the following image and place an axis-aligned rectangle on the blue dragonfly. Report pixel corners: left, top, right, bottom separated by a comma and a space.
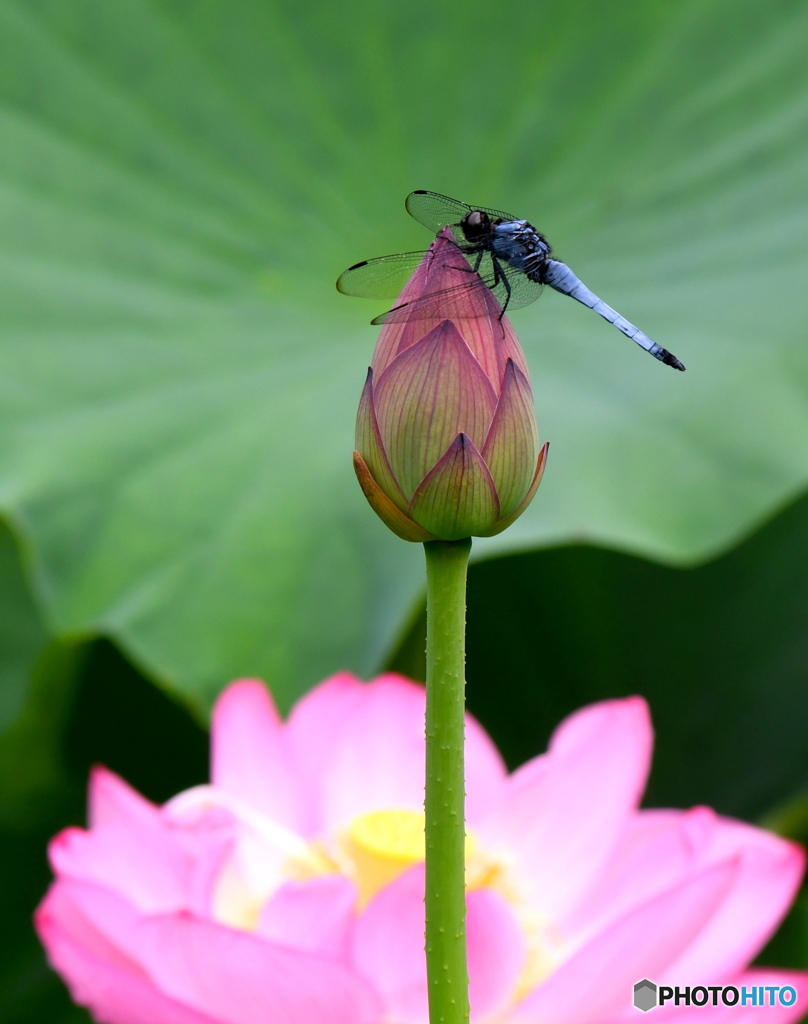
337, 191, 685, 371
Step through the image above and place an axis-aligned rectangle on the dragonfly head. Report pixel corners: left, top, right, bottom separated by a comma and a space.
460, 209, 494, 243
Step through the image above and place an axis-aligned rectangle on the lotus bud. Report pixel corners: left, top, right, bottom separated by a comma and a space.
354, 229, 548, 542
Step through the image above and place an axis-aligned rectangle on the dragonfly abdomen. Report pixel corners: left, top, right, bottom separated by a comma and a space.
541, 259, 685, 371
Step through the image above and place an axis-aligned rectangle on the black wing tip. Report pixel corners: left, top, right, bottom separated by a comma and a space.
336, 260, 369, 294
406, 188, 457, 206
371, 299, 432, 325
370, 305, 399, 325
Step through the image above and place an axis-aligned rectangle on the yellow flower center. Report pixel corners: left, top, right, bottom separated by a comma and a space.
344, 809, 427, 904
340, 811, 558, 996
204, 793, 561, 1001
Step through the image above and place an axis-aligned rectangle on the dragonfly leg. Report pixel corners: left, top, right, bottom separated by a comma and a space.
484, 258, 508, 337
491, 257, 512, 319
440, 247, 483, 276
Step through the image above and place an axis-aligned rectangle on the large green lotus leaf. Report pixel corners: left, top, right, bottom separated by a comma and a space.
1, 0, 807, 708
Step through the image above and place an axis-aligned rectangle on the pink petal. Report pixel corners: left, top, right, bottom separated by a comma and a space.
37, 880, 219, 1023
371, 231, 531, 388
353, 450, 437, 542
287, 672, 505, 835
408, 432, 501, 539
374, 320, 498, 495
561, 809, 703, 938
662, 815, 805, 982
478, 697, 652, 921
89, 766, 160, 829
458, 302, 530, 391
161, 797, 238, 918
465, 714, 508, 826
138, 913, 380, 1024
49, 822, 189, 913
510, 859, 738, 1024
257, 875, 358, 958
566, 807, 804, 985
288, 672, 426, 836
467, 887, 527, 1021
481, 359, 539, 517
52, 791, 236, 920
351, 864, 524, 1023
350, 865, 428, 1024
365, 237, 450, 377
480, 441, 548, 538
355, 368, 408, 510
37, 880, 146, 974
211, 679, 304, 832
40, 921, 219, 1024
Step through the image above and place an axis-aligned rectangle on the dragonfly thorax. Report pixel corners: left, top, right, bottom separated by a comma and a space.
460, 211, 551, 281
489, 220, 551, 280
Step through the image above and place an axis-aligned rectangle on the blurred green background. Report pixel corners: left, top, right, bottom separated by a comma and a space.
1, 0, 808, 1019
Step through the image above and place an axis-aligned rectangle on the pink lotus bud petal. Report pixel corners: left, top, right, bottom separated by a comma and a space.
479, 442, 549, 538
482, 359, 540, 518
353, 452, 437, 543
355, 369, 408, 512
354, 229, 546, 541
374, 321, 497, 496
372, 231, 529, 387
407, 433, 500, 541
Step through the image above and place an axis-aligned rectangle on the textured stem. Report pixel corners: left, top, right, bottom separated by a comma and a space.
424, 538, 472, 1024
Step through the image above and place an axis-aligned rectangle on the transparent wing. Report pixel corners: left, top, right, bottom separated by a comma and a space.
405, 190, 519, 234
371, 255, 543, 324
474, 250, 544, 311
338, 230, 544, 324
371, 274, 493, 324
336, 251, 430, 299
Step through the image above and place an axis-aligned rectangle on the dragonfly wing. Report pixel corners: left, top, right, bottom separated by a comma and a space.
405, 191, 474, 233
371, 274, 495, 324
496, 269, 544, 311
406, 190, 520, 234
474, 251, 544, 311
370, 261, 543, 324
336, 251, 430, 299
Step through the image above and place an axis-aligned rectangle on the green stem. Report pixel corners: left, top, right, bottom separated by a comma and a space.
424, 538, 472, 1024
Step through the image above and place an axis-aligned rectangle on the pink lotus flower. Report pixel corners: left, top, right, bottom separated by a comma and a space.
37, 673, 805, 1024
354, 230, 548, 542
